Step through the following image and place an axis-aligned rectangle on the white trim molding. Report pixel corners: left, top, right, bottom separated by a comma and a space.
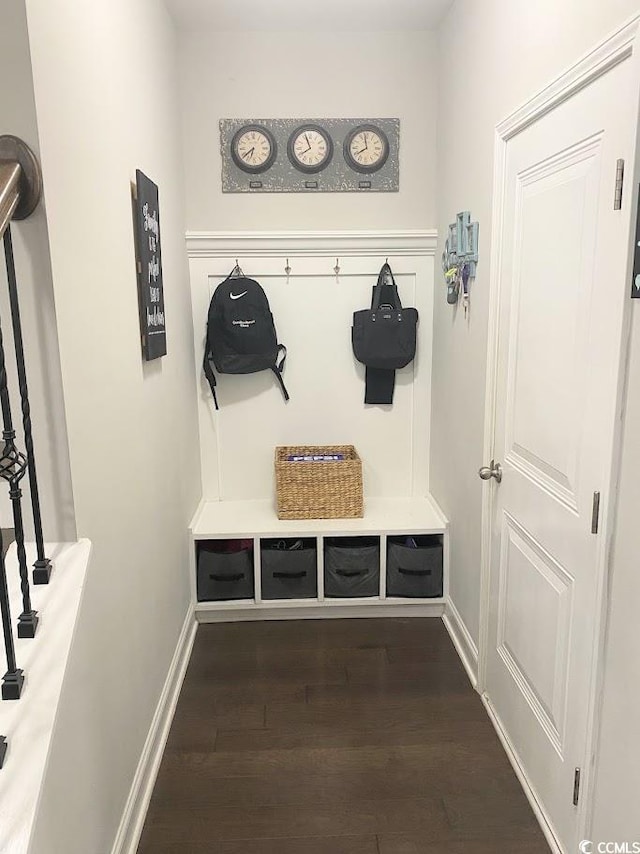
111, 609, 197, 854
185, 229, 438, 258
478, 10, 640, 851
443, 599, 479, 689
197, 602, 445, 623
497, 15, 640, 140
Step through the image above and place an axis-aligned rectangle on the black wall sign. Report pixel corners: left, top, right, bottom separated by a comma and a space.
632, 183, 640, 299
134, 170, 167, 359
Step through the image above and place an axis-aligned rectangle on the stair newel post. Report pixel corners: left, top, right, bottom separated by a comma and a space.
0, 305, 37, 639
2, 228, 52, 584
0, 524, 24, 703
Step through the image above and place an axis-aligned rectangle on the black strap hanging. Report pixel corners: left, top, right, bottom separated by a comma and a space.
271, 345, 290, 402
202, 345, 219, 410
364, 366, 396, 404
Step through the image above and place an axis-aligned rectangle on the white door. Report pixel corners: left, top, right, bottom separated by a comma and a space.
484, 56, 636, 851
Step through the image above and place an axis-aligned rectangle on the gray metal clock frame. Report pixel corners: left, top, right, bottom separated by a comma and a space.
220, 117, 399, 193
343, 123, 390, 174
230, 124, 278, 175
287, 123, 334, 175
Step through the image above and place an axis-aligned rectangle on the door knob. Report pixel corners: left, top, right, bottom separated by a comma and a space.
478, 460, 502, 483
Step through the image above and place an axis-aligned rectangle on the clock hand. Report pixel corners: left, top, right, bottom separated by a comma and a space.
356, 134, 369, 156
304, 133, 312, 153
244, 147, 255, 161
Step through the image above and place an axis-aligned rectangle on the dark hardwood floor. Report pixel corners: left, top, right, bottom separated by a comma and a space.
138, 618, 550, 853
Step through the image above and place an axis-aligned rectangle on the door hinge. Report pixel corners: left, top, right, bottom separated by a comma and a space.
614, 159, 625, 210
573, 767, 581, 806
591, 491, 601, 534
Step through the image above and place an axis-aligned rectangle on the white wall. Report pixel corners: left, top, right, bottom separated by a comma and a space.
179, 30, 437, 232
22, 0, 201, 851
0, 1, 76, 540
591, 311, 640, 840
434, 0, 640, 841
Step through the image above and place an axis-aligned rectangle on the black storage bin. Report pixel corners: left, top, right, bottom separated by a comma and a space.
197, 541, 254, 601
386, 535, 443, 598
260, 538, 318, 600
324, 536, 380, 598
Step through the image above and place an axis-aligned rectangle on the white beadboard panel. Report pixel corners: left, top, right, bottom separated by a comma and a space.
189, 232, 436, 503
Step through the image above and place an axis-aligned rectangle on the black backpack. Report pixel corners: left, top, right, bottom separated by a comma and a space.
203, 273, 289, 410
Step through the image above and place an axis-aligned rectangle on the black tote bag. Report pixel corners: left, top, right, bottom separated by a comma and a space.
352, 263, 418, 370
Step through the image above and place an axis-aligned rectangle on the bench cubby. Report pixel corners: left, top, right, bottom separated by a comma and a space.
260, 538, 318, 600
324, 536, 380, 598
196, 540, 255, 602
386, 534, 444, 599
190, 497, 448, 618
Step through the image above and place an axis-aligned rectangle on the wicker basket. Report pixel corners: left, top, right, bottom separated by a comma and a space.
275, 445, 363, 520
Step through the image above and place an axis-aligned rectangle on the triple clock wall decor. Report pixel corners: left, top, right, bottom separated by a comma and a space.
220, 118, 399, 193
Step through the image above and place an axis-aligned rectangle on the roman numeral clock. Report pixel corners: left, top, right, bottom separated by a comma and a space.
220, 118, 399, 193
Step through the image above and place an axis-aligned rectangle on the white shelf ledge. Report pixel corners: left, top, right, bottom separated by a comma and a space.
0, 540, 91, 854
190, 496, 448, 540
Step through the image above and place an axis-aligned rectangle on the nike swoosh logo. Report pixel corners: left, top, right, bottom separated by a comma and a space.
230, 291, 248, 300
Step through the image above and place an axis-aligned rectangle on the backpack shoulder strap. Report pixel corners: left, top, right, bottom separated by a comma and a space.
271, 344, 290, 402
203, 332, 219, 410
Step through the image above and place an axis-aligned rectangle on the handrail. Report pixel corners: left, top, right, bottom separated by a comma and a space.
0, 162, 21, 241
0, 135, 42, 239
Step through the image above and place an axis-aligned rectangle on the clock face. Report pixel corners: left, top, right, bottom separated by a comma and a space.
231, 124, 277, 174
287, 124, 334, 173
344, 124, 390, 174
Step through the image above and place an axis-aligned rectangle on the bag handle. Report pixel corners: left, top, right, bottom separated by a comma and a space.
273, 570, 307, 579
372, 262, 402, 312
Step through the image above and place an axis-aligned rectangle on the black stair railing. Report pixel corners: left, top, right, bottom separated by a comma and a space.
4, 227, 52, 585
0, 135, 45, 770
0, 292, 38, 639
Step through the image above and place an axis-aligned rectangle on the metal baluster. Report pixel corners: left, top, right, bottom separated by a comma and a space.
0, 525, 24, 701
3, 228, 52, 584
0, 307, 37, 638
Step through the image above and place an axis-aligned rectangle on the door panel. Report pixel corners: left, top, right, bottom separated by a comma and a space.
486, 55, 635, 852
506, 137, 602, 509
497, 513, 573, 753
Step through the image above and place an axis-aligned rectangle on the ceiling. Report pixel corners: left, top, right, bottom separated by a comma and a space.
164, 0, 454, 31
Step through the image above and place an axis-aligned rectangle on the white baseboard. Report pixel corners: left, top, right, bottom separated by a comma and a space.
481, 694, 564, 854
443, 599, 479, 688
196, 602, 445, 623
111, 608, 197, 854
